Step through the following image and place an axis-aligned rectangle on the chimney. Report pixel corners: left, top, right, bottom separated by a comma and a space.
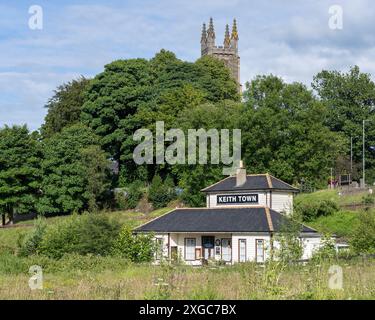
236, 160, 246, 187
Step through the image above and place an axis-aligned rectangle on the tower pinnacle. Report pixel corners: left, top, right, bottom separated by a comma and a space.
231, 18, 239, 40
224, 24, 231, 48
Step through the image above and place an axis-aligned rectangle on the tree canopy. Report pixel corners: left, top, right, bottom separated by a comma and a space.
0, 125, 41, 224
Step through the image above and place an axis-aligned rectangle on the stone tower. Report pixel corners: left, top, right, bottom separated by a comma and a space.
201, 18, 241, 92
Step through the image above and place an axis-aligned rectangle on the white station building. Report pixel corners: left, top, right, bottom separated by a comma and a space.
135, 163, 322, 265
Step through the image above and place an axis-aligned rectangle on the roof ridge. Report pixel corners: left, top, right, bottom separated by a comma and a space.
266, 173, 273, 188
179, 205, 268, 210
268, 174, 298, 190
133, 208, 176, 231
201, 175, 232, 192
265, 207, 274, 232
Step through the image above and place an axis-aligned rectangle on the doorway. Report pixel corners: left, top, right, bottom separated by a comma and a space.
201, 236, 215, 262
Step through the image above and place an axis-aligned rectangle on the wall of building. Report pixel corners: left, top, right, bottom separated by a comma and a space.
153, 232, 321, 264
232, 233, 271, 263
206, 190, 294, 215
271, 192, 294, 215
206, 191, 269, 208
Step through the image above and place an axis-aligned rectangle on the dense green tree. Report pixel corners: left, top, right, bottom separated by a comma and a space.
37, 124, 109, 215
0, 125, 41, 224
82, 50, 239, 186
148, 174, 175, 209
242, 75, 344, 187
41, 77, 90, 138
312, 66, 375, 183
172, 101, 243, 206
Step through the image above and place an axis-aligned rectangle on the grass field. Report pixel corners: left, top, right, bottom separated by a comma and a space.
0, 190, 374, 300
0, 254, 374, 299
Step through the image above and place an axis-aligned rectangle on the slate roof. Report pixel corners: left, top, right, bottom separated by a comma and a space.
135, 207, 317, 235
201, 174, 299, 193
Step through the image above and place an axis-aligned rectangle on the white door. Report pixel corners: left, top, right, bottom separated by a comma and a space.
239, 239, 246, 262
221, 239, 232, 262
256, 239, 264, 262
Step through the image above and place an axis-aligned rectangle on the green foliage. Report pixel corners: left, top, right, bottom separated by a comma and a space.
37, 214, 120, 259
350, 210, 375, 254
295, 199, 339, 221
37, 124, 110, 215
313, 66, 375, 182
41, 77, 90, 138
362, 194, 375, 206
82, 50, 239, 187
0, 125, 41, 222
115, 181, 144, 210
242, 75, 344, 188
307, 210, 359, 238
274, 220, 303, 263
112, 226, 155, 262
148, 175, 175, 209
310, 234, 336, 263
18, 217, 47, 257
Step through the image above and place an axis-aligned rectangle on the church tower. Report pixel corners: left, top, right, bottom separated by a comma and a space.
201, 18, 241, 92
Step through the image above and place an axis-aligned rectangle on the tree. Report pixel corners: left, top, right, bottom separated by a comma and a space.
0, 125, 41, 225
172, 100, 243, 206
81, 50, 240, 186
37, 124, 110, 215
241, 75, 344, 188
312, 66, 375, 183
148, 174, 175, 209
41, 77, 90, 138
350, 210, 375, 254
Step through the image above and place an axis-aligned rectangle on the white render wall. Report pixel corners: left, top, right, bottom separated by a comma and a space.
271, 192, 293, 215
153, 233, 322, 264
231, 234, 271, 262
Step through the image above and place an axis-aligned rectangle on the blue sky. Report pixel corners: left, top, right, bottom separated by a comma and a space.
1, 0, 375, 130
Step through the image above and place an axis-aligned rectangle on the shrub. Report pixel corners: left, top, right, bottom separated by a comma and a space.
362, 194, 375, 206
295, 199, 339, 221
350, 210, 375, 254
112, 226, 155, 262
310, 234, 336, 263
115, 181, 144, 210
38, 214, 120, 259
18, 217, 47, 257
148, 175, 176, 209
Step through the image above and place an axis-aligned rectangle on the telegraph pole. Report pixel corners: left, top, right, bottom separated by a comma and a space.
363, 120, 366, 188
350, 136, 353, 174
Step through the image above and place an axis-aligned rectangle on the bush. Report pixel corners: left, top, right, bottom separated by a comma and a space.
112, 226, 155, 262
18, 217, 47, 257
350, 210, 375, 254
362, 194, 375, 206
295, 199, 339, 221
148, 175, 176, 209
115, 181, 144, 210
38, 214, 120, 259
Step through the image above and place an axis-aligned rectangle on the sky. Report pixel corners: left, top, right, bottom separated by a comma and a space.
1, 0, 375, 130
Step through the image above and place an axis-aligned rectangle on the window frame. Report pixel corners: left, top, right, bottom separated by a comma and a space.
238, 238, 247, 262
255, 239, 265, 262
184, 238, 196, 261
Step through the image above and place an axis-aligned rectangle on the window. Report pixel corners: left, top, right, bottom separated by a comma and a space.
239, 239, 246, 262
221, 238, 232, 262
256, 239, 264, 262
185, 238, 196, 260
155, 238, 163, 260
